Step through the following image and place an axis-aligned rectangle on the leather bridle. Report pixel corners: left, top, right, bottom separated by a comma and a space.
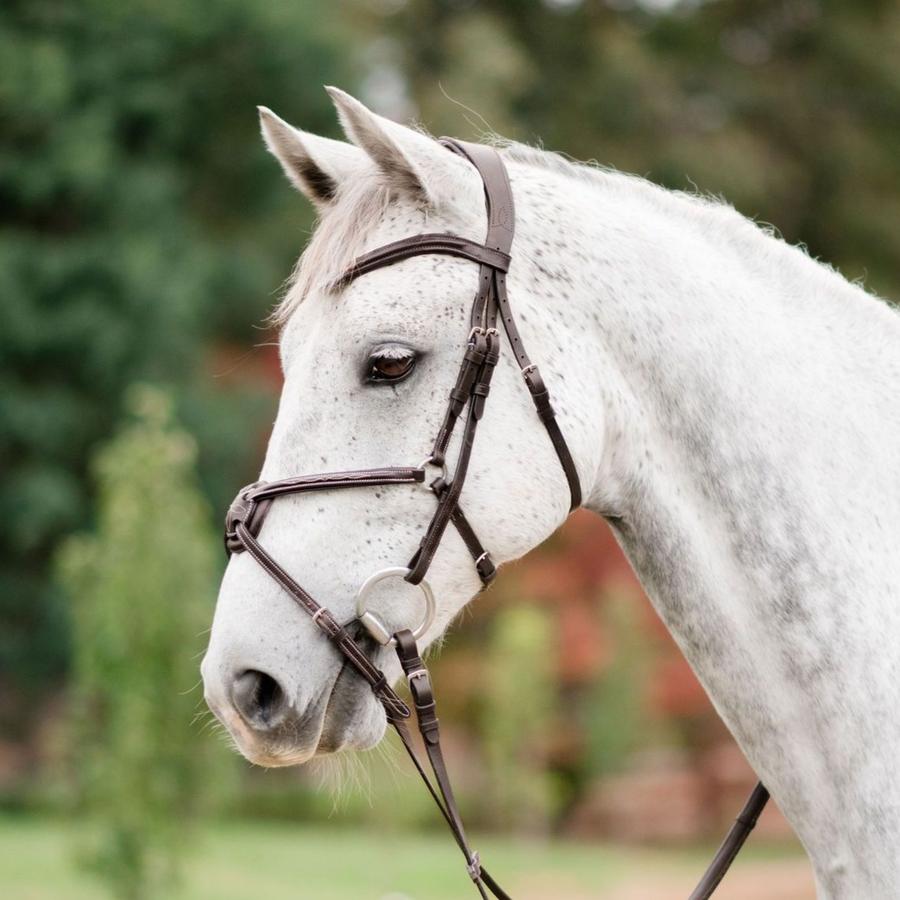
223, 138, 768, 899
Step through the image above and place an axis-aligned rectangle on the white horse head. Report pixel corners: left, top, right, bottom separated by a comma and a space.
203, 88, 900, 895
201, 88, 603, 766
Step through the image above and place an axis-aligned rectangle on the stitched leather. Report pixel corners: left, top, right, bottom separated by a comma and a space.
334, 234, 510, 290
225, 468, 425, 555
251, 467, 425, 501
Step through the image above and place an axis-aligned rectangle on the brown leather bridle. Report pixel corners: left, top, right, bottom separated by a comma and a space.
223, 138, 768, 899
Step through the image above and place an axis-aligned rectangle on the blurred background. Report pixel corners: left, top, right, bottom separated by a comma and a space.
2, 0, 898, 897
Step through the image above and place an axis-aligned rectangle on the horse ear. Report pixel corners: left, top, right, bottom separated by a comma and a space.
325, 86, 477, 210
258, 106, 367, 209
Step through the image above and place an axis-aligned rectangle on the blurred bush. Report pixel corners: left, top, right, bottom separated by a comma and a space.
584, 594, 656, 780
0, 0, 353, 737
351, 0, 900, 304
57, 386, 233, 898
481, 605, 556, 831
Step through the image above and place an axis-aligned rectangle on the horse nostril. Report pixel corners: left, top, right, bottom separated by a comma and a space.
231, 669, 289, 731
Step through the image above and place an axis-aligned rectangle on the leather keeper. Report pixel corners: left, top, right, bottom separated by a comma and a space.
472, 372, 495, 420
523, 367, 556, 420
312, 608, 343, 639
224, 483, 272, 555
448, 387, 470, 412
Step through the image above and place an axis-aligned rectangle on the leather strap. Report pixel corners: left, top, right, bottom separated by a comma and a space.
393, 630, 512, 900
406, 332, 500, 585
421, 474, 497, 585
334, 234, 510, 290
449, 502, 496, 584
225, 467, 426, 556
251, 467, 425, 502
441, 138, 580, 509
440, 139, 515, 256
226, 463, 495, 586
688, 782, 770, 900
235, 523, 410, 721
521, 362, 582, 510
431, 332, 490, 465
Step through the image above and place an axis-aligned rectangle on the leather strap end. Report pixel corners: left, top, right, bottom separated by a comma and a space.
475, 552, 497, 584
224, 531, 243, 556
523, 367, 556, 419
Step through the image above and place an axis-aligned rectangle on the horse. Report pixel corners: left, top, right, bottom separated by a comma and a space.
201, 87, 900, 898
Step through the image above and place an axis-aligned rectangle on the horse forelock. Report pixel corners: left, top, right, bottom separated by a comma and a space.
275, 174, 396, 325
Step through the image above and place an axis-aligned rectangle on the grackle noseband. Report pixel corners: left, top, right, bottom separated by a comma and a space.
223, 138, 768, 899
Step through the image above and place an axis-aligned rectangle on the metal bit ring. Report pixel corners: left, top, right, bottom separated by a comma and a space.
355, 566, 436, 646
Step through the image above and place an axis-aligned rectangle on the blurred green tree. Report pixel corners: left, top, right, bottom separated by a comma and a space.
57, 385, 231, 899
352, 0, 900, 302
480, 605, 557, 831
584, 593, 656, 779
0, 0, 354, 737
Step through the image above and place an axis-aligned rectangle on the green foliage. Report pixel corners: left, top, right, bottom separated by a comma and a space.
584, 593, 656, 779
358, 0, 900, 305
57, 386, 232, 900
480, 605, 557, 831
0, 0, 353, 728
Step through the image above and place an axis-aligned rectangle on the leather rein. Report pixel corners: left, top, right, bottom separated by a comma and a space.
223, 138, 769, 899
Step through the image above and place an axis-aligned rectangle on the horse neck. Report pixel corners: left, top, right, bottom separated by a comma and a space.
514, 159, 900, 894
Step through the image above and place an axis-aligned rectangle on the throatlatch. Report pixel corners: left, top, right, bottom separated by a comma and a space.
223, 138, 766, 899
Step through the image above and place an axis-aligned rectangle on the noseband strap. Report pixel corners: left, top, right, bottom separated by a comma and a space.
222, 138, 763, 898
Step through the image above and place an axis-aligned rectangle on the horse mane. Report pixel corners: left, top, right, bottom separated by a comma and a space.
497, 140, 895, 313
274, 139, 727, 325
274, 173, 396, 325
274, 137, 891, 326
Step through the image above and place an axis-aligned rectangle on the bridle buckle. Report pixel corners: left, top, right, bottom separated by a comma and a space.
406, 667, 430, 687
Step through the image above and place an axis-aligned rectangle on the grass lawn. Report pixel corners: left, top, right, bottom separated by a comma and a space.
0, 814, 809, 900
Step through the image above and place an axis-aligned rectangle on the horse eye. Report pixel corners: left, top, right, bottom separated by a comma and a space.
367, 351, 416, 383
